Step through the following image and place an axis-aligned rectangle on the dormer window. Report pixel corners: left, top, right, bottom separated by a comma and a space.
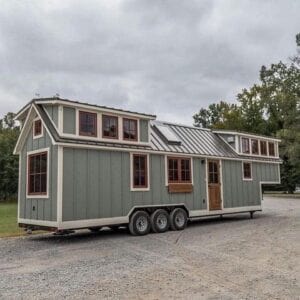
251, 139, 259, 155
33, 119, 43, 138
260, 141, 267, 155
241, 138, 250, 154
79, 111, 97, 137
123, 118, 137, 141
102, 115, 118, 139
268, 142, 275, 156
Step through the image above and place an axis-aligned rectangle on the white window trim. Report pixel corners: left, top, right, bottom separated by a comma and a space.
59, 107, 148, 145
122, 117, 140, 143
101, 113, 120, 140
164, 155, 194, 186
26, 147, 50, 199
240, 136, 279, 159
32, 117, 44, 139
130, 152, 150, 191
76, 108, 99, 139
242, 161, 253, 181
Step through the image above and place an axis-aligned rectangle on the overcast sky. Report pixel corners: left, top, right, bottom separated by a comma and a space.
0, 0, 299, 124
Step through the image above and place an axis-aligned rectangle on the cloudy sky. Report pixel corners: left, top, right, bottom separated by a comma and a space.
0, 0, 299, 124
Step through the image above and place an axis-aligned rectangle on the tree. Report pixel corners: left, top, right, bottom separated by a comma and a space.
0, 113, 20, 201
193, 101, 243, 130
193, 34, 300, 193
291, 33, 300, 67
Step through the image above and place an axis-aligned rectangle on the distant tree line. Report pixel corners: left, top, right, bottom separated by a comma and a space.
193, 34, 300, 193
0, 113, 19, 201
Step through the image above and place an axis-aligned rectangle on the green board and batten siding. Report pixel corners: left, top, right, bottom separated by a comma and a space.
63, 106, 76, 134
44, 104, 59, 127
19, 124, 57, 221
62, 149, 207, 221
222, 160, 279, 208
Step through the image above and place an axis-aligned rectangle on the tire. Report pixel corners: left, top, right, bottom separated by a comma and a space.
89, 227, 101, 232
150, 209, 170, 233
129, 211, 151, 236
170, 208, 187, 231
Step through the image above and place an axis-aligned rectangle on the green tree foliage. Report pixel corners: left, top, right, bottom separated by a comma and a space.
0, 113, 20, 201
193, 34, 300, 193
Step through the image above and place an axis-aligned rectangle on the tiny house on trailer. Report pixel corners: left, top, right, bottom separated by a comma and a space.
14, 97, 281, 235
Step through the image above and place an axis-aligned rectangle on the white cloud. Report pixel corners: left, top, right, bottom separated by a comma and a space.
0, 0, 299, 124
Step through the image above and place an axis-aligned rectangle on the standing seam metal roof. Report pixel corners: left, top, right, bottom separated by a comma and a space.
150, 121, 239, 158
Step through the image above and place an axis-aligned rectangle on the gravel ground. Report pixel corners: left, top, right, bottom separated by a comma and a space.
0, 197, 299, 300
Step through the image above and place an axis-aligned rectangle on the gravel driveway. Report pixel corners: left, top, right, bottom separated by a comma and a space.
0, 197, 299, 300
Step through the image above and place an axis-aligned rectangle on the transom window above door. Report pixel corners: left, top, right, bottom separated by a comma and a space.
79, 111, 97, 137
102, 115, 118, 139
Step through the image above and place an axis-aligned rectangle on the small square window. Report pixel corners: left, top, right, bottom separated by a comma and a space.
251, 139, 259, 155
260, 141, 267, 156
79, 111, 97, 137
268, 142, 275, 156
241, 138, 250, 154
102, 115, 118, 139
243, 162, 252, 180
168, 157, 191, 183
123, 118, 137, 141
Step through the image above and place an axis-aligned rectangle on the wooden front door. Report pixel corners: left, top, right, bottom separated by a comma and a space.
208, 160, 222, 210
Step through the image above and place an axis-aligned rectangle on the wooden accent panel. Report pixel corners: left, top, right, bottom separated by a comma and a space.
168, 183, 193, 193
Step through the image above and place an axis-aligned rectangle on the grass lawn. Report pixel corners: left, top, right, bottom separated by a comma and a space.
0, 202, 24, 237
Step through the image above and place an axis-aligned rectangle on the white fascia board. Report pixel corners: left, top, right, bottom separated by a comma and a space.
13, 104, 56, 155
35, 100, 156, 120
14, 104, 31, 120
213, 130, 281, 142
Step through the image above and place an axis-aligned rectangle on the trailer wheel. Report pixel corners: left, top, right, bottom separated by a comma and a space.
89, 227, 101, 232
170, 208, 187, 231
150, 209, 170, 233
129, 211, 151, 236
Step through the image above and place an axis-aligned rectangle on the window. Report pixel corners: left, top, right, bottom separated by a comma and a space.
133, 154, 148, 188
268, 142, 275, 156
123, 118, 137, 141
260, 140, 267, 156
33, 119, 42, 137
251, 139, 259, 155
79, 111, 97, 137
168, 157, 191, 183
28, 152, 48, 195
102, 115, 118, 139
208, 161, 219, 184
241, 137, 250, 154
243, 162, 252, 180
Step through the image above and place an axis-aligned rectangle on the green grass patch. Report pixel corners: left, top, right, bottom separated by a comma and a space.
0, 202, 24, 237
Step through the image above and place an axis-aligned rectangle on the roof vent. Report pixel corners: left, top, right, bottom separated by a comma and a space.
154, 124, 181, 145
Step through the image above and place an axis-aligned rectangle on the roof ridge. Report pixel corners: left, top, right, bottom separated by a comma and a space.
33, 97, 156, 118
152, 120, 211, 131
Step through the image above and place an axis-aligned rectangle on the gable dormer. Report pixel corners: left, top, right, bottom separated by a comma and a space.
213, 130, 280, 158
35, 98, 155, 145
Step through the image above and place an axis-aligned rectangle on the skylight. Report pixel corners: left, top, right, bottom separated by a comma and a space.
155, 124, 181, 145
